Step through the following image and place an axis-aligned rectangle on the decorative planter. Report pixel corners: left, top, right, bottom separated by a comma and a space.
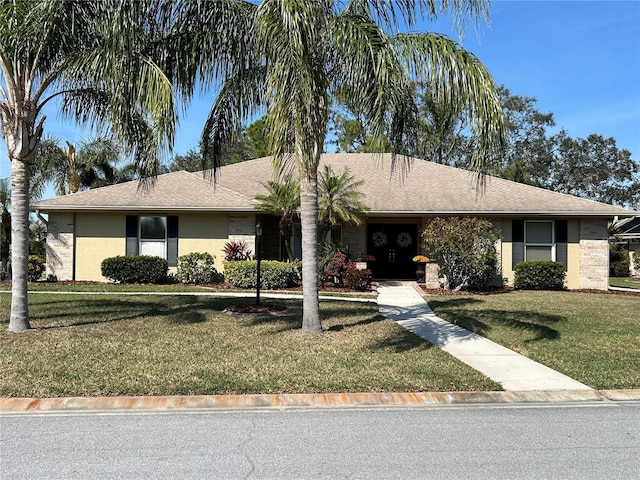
415, 263, 426, 283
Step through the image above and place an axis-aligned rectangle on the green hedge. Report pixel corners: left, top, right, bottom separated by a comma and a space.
514, 261, 566, 290
223, 260, 301, 289
101, 255, 168, 284
176, 252, 222, 284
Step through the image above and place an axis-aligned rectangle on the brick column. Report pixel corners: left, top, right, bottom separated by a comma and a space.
579, 220, 609, 290
46, 213, 75, 281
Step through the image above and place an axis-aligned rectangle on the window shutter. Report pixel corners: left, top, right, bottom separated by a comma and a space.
167, 216, 179, 267
555, 220, 568, 268
126, 216, 139, 256
512, 220, 524, 269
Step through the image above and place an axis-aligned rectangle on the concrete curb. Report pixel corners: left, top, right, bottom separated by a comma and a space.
2, 389, 639, 414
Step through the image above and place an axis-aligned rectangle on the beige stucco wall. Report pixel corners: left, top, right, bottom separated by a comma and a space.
178, 212, 230, 272
74, 212, 125, 281
498, 218, 583, 289
72, 212, 230, 281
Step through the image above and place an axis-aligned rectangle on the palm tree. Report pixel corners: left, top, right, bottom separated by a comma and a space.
32, 136, 123, 197
318, 165, 368, 243
176, 0, 505, 333
0, 1, 176, 331
254, 174, 300, 262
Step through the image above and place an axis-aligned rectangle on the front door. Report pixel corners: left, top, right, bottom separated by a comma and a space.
366, 223, 418, 279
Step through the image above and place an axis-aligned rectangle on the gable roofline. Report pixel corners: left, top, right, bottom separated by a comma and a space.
32, 153, 638, 217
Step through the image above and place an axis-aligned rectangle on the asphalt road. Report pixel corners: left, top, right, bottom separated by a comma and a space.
1, 402, 639, 479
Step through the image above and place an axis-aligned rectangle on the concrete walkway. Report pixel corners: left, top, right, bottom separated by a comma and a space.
377, 284, 593, 392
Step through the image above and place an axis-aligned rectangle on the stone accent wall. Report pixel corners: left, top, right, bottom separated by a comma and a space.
579, 219, 609, 290
228, 214, 257, 254
46, 213, 74, 281
424, 262, 440, 289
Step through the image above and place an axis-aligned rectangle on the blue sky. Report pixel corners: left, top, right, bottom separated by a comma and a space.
2, 0, 639, 196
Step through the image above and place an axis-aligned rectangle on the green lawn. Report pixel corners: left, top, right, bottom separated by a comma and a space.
609, 277, 640, 290
0, 292, 499, 397
428, 290, 640, 389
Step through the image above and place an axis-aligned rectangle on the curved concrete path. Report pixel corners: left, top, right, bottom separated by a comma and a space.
377, 284, 593, 392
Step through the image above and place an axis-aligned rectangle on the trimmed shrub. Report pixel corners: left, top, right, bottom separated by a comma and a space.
609, 244, 630, 277
343, 268, 372, 291
223, 260, 300, 289
633, 249, 640, 272
175, 252, 222, 284
101, 255, 168, 284
514, 261, 565, 290
28, 255, 45, 282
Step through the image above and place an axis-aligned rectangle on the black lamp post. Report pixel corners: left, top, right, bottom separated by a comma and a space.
255, 223, 262, 306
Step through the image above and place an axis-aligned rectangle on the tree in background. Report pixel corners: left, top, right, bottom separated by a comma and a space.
193, 0, 504, 332
0, 178, 10, 277
32, 136, 124, 197
318, 165, 368, 243
0, 1, 176, 332
254, 174, 300, 262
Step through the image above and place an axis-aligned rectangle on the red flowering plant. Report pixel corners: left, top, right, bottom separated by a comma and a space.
318, 244, 353, 285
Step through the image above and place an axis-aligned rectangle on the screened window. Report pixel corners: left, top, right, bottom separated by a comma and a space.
525, 221, 554, 261
139, 216, 167, 258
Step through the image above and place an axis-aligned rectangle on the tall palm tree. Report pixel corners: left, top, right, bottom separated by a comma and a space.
176, 0, 505, 333
0, 1, 176, 331
318, 165, 368, 243
254, 173, 300, 262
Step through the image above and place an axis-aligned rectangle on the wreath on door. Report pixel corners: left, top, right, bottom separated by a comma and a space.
372, 231, 388, 247
396, 232, 412, 248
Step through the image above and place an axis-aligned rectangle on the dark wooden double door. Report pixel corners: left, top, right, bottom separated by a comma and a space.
366, 223, 418, 279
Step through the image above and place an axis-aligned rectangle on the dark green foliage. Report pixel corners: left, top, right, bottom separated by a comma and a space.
223, 260, 301, 289
317, 244, 353, 284
27, 255, 45, 282
175, 252, 222, 284
633, 250, 640, 272
609, 244, 630, 277
101, 255, 168, 284
422, 217, 499, 291
514, 261, 566, 290
342, 268, 372, 291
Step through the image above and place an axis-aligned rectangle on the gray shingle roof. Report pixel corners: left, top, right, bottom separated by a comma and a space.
32, 153, 637, 217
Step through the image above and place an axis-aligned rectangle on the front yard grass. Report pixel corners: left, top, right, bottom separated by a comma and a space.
0, 293, 499, 397
609, 277, 640, 290
428, 290, 640, 389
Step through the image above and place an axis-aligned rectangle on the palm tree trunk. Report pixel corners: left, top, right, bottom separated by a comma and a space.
300, 174, 322, 333
9, 159, 31, 332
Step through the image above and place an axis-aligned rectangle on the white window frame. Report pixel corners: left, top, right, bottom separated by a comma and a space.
139, 216, 167, 259
524, 220, 555, 261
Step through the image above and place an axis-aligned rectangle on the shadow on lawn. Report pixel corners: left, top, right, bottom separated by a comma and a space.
15, 296, 255, 329
428, 298, 567, 342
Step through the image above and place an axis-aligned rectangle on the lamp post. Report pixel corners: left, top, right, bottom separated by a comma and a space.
255, 223, 262, 306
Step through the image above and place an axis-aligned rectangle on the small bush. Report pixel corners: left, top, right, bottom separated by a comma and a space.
223, 260, 300, 289
101, 255, 168, 284
223, 241, 252, 261
28, 255, 45, 282
343, 268, 372, 291
609, 244, 630, 277
633, 250, 640, 272
176, 252, 222, 284
514, 261, 565, 290
318, 245, 353, 284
